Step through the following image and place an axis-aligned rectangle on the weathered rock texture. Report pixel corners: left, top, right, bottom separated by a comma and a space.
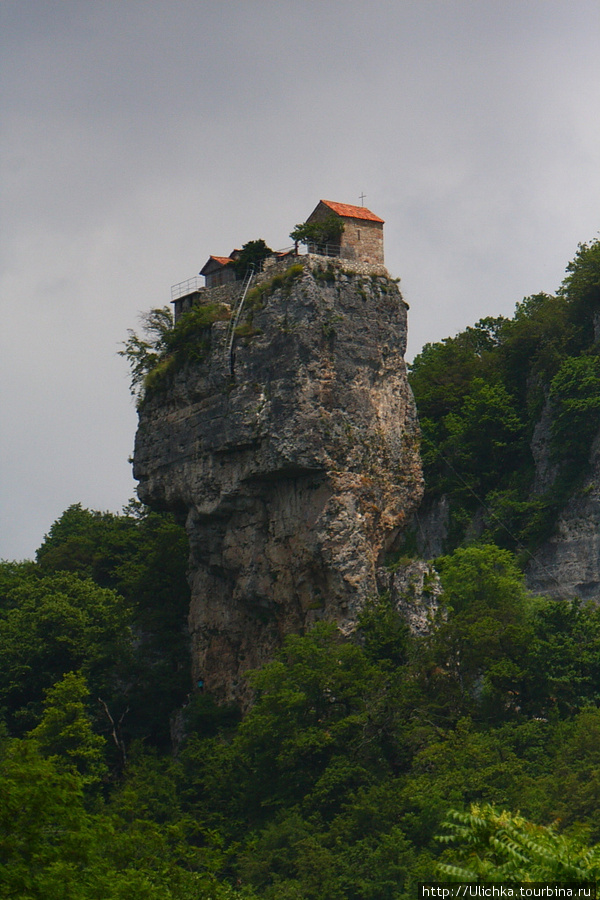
525, 419, 600, 603
377, 559, 442, 636
134, 256, 423, 702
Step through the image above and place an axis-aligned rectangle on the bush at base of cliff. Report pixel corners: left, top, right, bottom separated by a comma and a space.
5, 531, 600, 896
1, 503, 192, 752
0, 733, 255, 900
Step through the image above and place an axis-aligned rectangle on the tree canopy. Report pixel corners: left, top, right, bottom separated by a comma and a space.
3, 514, 600, 896
290, 213, 345, 248
232, 238, 273, 276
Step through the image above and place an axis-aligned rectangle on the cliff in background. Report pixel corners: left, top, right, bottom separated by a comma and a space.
524, 406, 600, 602
134, 257, 423, 702
414, 414, 600, 604
407, 238, 600, 605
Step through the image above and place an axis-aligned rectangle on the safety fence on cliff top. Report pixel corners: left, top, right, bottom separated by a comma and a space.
171, 276, 203, 302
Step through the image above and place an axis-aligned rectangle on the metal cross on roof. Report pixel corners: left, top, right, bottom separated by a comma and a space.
359, 192, 366, 206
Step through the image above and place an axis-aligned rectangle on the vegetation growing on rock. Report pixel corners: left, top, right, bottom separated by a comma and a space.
408, 239, 600, 557
4, 240, 600, 896
3, 510, 600, 896
245, 261, 304, 310
120, 302, 230, 405
132, 262, 422, 703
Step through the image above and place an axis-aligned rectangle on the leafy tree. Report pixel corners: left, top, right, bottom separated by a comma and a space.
410, 318, 507, 425
521, 598, 600, 718
36, 504, 192, 749
237, 807, 422, 900
550, 354, 600, 462
119, 306, 173, 402
229, 623, 385, 817
0, 571, 132, 734
0, 737, 94, 898
37, 503, 140, 585
232, 239, 273, 277
0, 560, 38, 601
442, 378, 525, 495
0, 732, 250, 899
498, 292, 575, 405
178, 620, 417, 841
409, 325, 526, 529
431, 546, 533, 719
358, 594, 411, 668
290, 214, 345, 249
536, 709, 600, 840
405, 719, 529, 831
437, 803, 600, 882
408, 238, 600, 555
558, 239, 600, 332
28, 671, 108, 788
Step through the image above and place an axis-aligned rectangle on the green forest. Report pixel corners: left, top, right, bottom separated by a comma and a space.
2, 239, 600, 898
408, 239, 600, 558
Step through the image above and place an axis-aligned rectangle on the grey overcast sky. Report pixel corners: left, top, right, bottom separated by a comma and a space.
1, 0, 599, 561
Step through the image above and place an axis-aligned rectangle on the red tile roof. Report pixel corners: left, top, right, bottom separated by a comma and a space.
199, 255, 235, 276
320, 199, 384, 224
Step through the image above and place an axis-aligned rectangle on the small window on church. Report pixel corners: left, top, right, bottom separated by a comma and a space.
357, 229, 361, 241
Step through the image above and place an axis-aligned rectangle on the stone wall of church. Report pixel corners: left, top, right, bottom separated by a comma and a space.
340, 219, 384, 266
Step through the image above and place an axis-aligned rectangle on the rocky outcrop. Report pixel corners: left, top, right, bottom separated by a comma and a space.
412, 496, 450, 560
377, 559, 442, 635
134, 256, 423, 702
525, 427, 600, 602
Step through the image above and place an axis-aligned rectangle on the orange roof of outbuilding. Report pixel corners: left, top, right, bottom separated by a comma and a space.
320, 199, 384, 224
199, 255, 235, 275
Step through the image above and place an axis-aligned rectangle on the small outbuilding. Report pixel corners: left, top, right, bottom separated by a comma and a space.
305, 199, 385, 265
199, 253, 240, 288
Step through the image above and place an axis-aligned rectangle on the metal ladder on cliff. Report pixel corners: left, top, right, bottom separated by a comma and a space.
225, 266, 255, 375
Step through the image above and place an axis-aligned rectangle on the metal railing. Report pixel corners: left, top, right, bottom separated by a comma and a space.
171, 276, 203, 302
306, 242, 341, 258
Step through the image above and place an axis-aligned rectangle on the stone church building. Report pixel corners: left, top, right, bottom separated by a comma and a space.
173, 199, 386, 316
304, 199, 385, 266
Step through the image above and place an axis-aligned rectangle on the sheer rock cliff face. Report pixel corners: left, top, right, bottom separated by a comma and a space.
525, 411, 600, 603
412, 388, 600, 605
134, 258, 423, 702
